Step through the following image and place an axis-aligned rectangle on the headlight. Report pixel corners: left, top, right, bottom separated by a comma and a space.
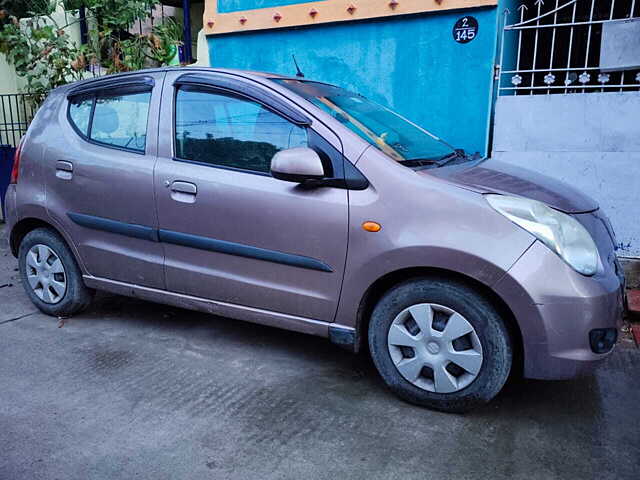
486, 194, 599, 276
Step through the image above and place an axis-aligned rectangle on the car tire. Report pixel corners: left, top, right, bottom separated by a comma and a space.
368, 276, 512, 413
18, 228, 93, 317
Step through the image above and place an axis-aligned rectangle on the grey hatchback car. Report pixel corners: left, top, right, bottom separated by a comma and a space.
4, 68, 625, 412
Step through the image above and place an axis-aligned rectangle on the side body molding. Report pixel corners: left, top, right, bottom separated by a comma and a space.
67, 212, 333, 273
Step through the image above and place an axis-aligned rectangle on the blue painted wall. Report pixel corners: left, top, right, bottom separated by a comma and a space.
219, 0, 321, 13
209, 5, 500, 155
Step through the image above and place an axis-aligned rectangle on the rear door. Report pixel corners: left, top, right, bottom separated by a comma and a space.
45, 73, 165, 288
153, 71, 349, 322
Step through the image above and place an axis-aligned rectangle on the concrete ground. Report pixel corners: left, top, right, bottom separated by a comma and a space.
1, 224, 639, 480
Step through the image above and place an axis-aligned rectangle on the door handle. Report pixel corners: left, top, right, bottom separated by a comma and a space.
170, 181, 197, 194
169, 181, 197, 203
55, 160, 73, 180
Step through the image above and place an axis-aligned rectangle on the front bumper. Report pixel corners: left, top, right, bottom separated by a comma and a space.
495, 240, 624, 380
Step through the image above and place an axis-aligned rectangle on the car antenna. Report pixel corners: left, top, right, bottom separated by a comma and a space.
292, 55, 305, 78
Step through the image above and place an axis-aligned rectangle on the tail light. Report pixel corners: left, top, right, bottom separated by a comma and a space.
10, 138, 23, 184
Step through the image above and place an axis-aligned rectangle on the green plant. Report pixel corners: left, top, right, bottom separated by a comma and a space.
69, 0, 156, 31
73, 0, 182, 73
0, 0, 183, 97
0, 1, 83, 100
148, 16, 182, 64
0, 0, 53, 19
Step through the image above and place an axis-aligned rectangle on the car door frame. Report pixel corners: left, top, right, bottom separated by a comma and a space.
44, 71, 166, 289
154, 69, 365, 330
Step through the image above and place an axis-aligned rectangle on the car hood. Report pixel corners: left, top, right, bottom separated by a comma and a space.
421, 158, 598, 213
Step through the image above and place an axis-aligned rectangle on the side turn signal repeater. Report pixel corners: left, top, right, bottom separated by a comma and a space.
362, 221, 382, 232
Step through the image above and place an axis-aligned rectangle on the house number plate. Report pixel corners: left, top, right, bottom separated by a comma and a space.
453, 16, 478, 44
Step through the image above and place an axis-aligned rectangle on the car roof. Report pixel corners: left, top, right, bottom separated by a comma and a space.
57, 66, 297, 92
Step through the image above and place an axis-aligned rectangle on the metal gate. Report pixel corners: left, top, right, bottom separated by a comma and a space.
491, 1, 640, 259
0, 93, 40, 219
0, 93, 38, 147
498, 0, 640, 95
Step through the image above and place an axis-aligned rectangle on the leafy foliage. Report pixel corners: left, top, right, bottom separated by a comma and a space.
0, 0, 54, 19
0, 0, 183, 98
0, 1, 83, 100
65, 0, 155, 31
80, 14, 182, 73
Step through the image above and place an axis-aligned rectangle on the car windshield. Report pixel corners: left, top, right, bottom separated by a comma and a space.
273, 79, 455, 163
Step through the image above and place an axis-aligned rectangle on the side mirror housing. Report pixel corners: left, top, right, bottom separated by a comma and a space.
270, 147, 325, 183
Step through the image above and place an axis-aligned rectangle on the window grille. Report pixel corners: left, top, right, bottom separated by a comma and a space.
498, 0, 640, 94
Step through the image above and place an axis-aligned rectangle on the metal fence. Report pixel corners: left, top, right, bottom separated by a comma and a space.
0, 93, 39, 147
498, 0, 640, 95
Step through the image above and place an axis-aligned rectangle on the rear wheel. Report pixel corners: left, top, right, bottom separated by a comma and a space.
368, 277, 512, 413
18, 228, 93, 317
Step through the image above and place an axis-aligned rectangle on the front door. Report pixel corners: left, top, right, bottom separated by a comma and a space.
154, 71, 348, 322
45, 73, 164, 288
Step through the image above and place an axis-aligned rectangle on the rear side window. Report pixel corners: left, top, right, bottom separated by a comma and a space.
91, 93, 150, 151
174, 87, 307, 174
67, 88, 151, 153
69, 97, 92, 136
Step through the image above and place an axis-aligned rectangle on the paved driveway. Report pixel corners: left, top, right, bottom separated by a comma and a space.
1, 224, 639, 480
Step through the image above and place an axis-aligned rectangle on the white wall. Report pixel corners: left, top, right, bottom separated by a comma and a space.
0, 54, 20, 94
493, 92, 640, 258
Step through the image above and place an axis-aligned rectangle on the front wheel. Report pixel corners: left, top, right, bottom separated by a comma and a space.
368, 277, 512, 413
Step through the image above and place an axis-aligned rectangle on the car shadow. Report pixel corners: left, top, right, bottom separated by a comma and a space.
79, 291, 607, 421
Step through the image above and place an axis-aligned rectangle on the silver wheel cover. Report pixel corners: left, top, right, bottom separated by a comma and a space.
25, 244, 67, 304
387, 303, 483, 393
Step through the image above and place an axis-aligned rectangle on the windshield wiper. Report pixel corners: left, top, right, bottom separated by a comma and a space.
436, 149, 466, 167
397, 158, 442, 168
399, 149, 465, 169
400, 149, 482, 170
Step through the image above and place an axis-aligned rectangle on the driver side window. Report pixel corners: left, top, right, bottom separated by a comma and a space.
174, 87, 308, 174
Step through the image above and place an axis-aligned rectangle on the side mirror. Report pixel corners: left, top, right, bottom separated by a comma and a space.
270, 147, 325, 183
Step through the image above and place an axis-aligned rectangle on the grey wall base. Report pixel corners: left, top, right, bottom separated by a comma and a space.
620, 258, 640, 289
493, 92, 640, 260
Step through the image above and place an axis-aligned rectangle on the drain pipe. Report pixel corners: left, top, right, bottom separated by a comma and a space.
182, 0, 193, 63
79, 5, 88, 46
